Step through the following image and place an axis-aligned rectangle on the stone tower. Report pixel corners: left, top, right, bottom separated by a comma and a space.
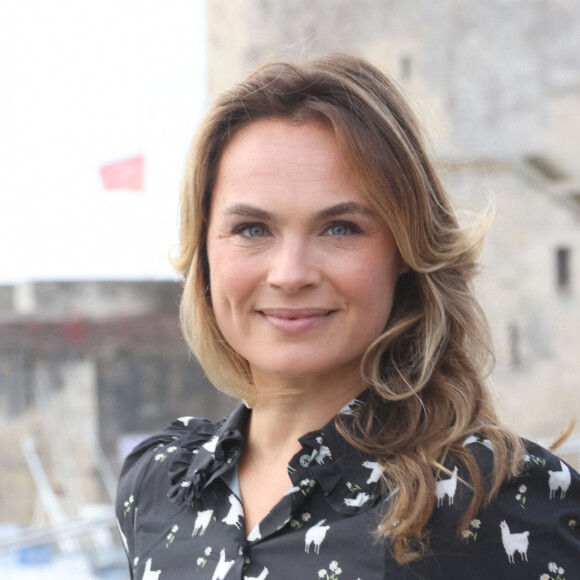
206, 0, 580, 462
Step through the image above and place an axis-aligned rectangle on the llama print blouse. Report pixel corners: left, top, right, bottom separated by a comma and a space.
116, 397, 580, 580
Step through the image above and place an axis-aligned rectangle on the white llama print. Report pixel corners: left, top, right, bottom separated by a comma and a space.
339, 399, 361, 416
462, 435, 479, 446
212, 548, 235, 580
499, 520, 529, 563
192, 509, 213, 536
362, 460, 386, 484
435, 466, 458, 507
313, 437, 332, 464
142, 558, 162, 580
548, 460, 571, 499
202, 435, 219, 454
244, 567, 269, 580
177, 416, 195, 426
247, 523, 261, 541
222, 494, 244, 528
462, 435, 493, 450
344, 492, 372, 507
305, 519, 331, 554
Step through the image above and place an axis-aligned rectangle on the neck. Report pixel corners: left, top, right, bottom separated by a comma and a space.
244, 370, 366, 463
236, 371, 366, 535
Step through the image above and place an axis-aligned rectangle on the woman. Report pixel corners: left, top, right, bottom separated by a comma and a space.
116, 53, 579, 579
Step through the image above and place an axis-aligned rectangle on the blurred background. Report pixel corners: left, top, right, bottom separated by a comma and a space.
1, 0, 579, 577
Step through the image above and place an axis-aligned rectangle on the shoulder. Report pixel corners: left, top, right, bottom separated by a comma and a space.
491, 440, 580, 544
115, 404, 247, 548
487, 439, 580, 522
116, 415, 220, 513
117, 416, 219, 496
115, 414, 227, 558
477, 440, 580, 575
420, 438, 580, 577
447, 436, 580, 534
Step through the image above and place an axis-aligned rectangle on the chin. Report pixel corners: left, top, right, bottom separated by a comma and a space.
249, 354, 362, 386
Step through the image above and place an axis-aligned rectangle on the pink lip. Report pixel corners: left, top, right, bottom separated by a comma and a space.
258, 308, 335, 334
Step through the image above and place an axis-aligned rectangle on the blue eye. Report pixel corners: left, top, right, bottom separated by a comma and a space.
237, 223, 268, 238
324, 222, 361, 236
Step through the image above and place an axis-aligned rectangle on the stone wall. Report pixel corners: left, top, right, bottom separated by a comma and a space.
206, 0, 580, 463
0, 281, 237, 524
208, 0, 580, 161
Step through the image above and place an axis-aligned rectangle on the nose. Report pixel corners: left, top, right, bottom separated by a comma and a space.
267, 238, 321, 293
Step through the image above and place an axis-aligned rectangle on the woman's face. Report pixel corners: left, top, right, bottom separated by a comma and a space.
206, 118, 402, 389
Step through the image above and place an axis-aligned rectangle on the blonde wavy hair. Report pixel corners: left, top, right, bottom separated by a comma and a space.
172, 53, 524, 563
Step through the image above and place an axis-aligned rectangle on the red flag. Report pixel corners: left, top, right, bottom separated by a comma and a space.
100, 155, 144, 191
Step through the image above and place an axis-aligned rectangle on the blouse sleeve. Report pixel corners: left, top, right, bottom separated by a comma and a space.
411, 439, 580, 579
486, 441, 580, 573
115, 419, 194, 576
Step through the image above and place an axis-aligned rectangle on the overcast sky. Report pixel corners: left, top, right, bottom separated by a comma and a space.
0, 0, 206, 285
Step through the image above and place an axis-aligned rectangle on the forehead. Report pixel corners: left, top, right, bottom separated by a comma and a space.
211, 118, 368, 208
219, 118, 340, 169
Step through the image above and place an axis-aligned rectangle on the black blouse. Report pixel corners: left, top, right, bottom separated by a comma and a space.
116, 397, 580, 580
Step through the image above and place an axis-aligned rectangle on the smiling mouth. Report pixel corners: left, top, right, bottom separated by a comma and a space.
259, 308, 333, 318
257, 308, 335, 333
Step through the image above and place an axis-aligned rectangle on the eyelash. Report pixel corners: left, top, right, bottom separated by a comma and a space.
323, 221, 362, 236
231, 220, 363, 239
232, 223, 270, 238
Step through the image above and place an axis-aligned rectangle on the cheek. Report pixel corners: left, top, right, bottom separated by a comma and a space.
207, 245, 233, 319
353, 258, 399, 324
208, 249, 260, 314
208, 266, 239, 344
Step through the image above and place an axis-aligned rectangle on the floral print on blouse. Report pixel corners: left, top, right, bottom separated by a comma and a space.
116, 397, 580, 579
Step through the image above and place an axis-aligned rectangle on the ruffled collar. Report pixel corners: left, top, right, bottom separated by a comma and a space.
167, 404, 247, 505
167, 391, 384, 515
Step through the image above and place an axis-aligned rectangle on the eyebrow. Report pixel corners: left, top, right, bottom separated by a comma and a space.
223, 201, 377, 221
317, 202, 377, 220
223, 204, 272, 220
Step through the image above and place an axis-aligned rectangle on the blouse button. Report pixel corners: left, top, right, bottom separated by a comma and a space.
299, 454, 312, 468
